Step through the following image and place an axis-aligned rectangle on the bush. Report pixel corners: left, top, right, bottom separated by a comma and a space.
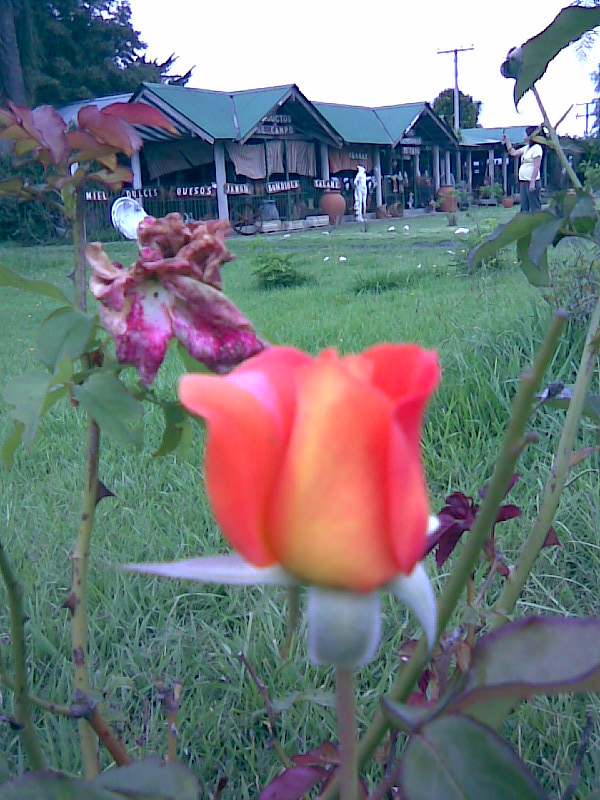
548, 239, 600, 326
453, 218, 510, 274
251, 247, 309, 289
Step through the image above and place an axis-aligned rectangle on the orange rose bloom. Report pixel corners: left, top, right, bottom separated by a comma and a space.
179, 344, 440, 592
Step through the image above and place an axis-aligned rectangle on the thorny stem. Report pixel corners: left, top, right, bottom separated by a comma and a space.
532, 86, 582, 190
492, 296, 600, 628
0, 651, 89, 717
158, 680, 182, 762
71, 418, 101, 778
87, 704, 132, 766
336, 667, 358, 800
0, 541, 47, 770
320, 310, 568, 800
70, 184, 103, 776
73, 187, 88, 312
561, 710, 594, 800
237, 652, 292, 769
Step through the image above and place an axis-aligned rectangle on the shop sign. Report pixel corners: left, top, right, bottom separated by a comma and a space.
266, 180, 300, 194
125, 188, 159, 199
224, 183, 252, 195
263, 113, 292, 124
256, 113, 294, 136
402, 146, 419, 156
255, 123, 294, 135
174, 184, 217, 198
85, 190, 108, 201
348, 151, 369, 161
400, 137, 422, 146
313, 178, 341, 190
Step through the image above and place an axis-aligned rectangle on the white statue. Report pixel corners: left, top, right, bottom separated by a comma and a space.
354, 165, 368, 222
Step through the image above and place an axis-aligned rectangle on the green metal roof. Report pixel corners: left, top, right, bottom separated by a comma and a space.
134, 83, 342, 145
373, 102, 426, 145
137, 83, 237, 140
460, 126, 529, 146
231, 85, 295, 139
313, 102, 392, 145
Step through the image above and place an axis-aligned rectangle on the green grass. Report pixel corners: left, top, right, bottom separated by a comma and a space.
0, 207, 599, 796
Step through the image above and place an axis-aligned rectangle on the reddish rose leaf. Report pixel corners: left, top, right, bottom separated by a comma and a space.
0, 125, 29, 144
258, 766, 328, 800
30, 105, 69, 164
0, 107, 16, 128
78, 105, 142, 156
0, 177, 25, 195
67, 129, 119, 162
88, 166, 134, 187
455, 640, 472, 673
102, 101, 179, 135
291, 741, 339, 767
13, 138, 39, 157
7, 102, 69, 164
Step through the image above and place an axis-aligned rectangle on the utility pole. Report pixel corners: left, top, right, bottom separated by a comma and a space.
437, 45, 474, 133
575, 101, 597, 137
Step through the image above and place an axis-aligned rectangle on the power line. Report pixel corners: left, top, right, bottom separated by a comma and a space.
437, 46, 474, 133
575, 101, 597, 137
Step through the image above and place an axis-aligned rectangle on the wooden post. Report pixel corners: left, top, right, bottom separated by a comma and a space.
433, 145, 440, 192
444, 150, 451, 184
488, 147, 494, 185
373, 147, 383, 207
214, 142, 229, 221
131, 152, 142, 190
320, 142, 330, 180
466, 150, 472, 192
502, 153, 508, 194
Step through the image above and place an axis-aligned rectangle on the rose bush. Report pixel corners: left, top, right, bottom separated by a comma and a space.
178, 343, 440, 592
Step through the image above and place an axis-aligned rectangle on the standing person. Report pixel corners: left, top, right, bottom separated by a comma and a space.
502, 126, 543, 211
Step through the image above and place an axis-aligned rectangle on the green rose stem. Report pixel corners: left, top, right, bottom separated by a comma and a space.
532, 86, 582, 190
492, 296, 600, 628
336, 667, 358, 800
320, 310, 567, 800
71, 186, 101, 778
0, 541, 47, 770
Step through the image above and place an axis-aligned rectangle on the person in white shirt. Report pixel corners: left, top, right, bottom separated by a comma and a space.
502, 126, 543, 211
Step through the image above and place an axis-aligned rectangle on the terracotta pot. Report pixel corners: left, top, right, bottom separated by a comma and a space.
319, 191, 346, 224
501, 196, 515, 208
437, 184, 457, 213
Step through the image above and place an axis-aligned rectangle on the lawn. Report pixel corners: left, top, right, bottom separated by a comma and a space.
0, 206, 598, 797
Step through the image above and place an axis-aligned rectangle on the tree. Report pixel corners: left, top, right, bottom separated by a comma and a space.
0, 0, 36, 106
432, 88, 482, 130
1, 0, 192, 108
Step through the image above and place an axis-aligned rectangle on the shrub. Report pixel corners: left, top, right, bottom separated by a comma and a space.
548, 239, 600, 326
251, 247, 309, 289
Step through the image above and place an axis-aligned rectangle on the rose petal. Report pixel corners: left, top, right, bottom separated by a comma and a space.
167, 275, 265, 373
268, 354, 399, 591
179, 370, 286, 566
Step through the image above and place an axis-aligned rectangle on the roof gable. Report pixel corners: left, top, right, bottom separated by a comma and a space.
313, 102, 392, 145
373, 102, 425, 145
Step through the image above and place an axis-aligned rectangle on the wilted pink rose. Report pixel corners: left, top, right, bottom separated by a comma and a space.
87, 214, 265, 384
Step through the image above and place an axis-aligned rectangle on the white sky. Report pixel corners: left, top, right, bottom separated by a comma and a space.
128, 0, 600, 137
